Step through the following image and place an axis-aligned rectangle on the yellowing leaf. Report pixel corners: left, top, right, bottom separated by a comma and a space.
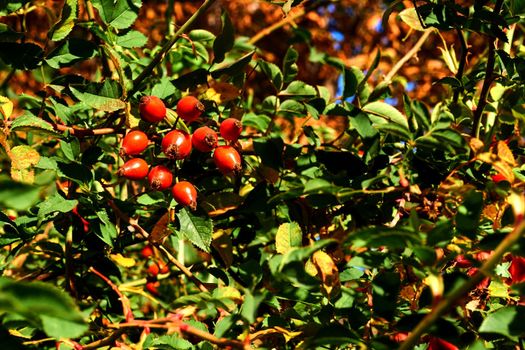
497, 141, 516, 166
469, 137, 484, 154
423, 274, 444, 300
10, 145, 40, 184
204, 82, 240, 104
399, 8, 425, 31
312, 250, 340, 299
305, 258, 317, 276
110, 253, 136, 267
275, 222, 302, 254
492, 161, 515, 183
0, 96, 13, 120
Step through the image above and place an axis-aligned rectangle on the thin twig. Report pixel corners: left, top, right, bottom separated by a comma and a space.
82, 329, 126, 350
384, 29, 433, 84
399, 216, 525, 350
89, 267, 134, 322
51, 123, 118, 137
471, 0, 504, 138
108, 316, 250, 349
128, 0, 218, 98
107, 200, 209, 293
248, 1, 329, 45
452, 27, 468, 103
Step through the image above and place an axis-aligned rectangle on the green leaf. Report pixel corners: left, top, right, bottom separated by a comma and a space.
242, 112, 270, 132
347, 227, 421, 249
0, 42, 43, 70
188, 29, 215, 42
50, 0, 78, 41
115, 30, 147, 48
177, 208, 213, 252
278, 99, 304, 115
279, 81, 317, 98
37, 193, 77, 220
259, 60, 283, 91
91, 0, 141, 30
212, 9, 234, 63
282, 47, 299, 83
10, 114, 59, 136
0, 177, 40, 211
479, 306, 525, 341
362, 101, 409, 128
275, 222, 302, 254
0, 277, 87, 339
148, 334, 193, 349
70, 87, 125, 112
46, 39, 97, 69
95, 209, 117, 247
342, 66, 360, 99
151, 77, 176, 99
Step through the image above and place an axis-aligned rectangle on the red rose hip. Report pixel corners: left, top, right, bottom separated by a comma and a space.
139, 96, 166, 123
118, 158, 149, 180
176, 96, 204, 123
121, 130, 149, 155
172, 181, 197, 210
192, 126, 218, 152
213, 146, 242, 175
220, 118, 242, 141
148, 165, 173, 191
161, 130, 192, 160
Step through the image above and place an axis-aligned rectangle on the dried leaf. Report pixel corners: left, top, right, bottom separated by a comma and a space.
497, 141, 516, 166
150, 212, 171, 243
469, 137, 484, 154
110, 253, 136, 267
312, 250, 340, 299
10, 145, 40, 184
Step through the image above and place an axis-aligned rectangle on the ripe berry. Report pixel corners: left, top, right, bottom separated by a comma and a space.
147, 165, 173, 191
158, 261, 169, 274
428, 337, 458, 350
509, 256, 525, 283
161, 130, 192, 160
454, 255, 472, 268
220, 118, 242, 141
176, 96, 204, 123
141, 245, 154, 258
139, 96, 166, 123
491, 173, 507, 183
213, 146, 242, 175
121, 130, 149, 156
118, 158, 149, 180
192, 126, 218, 152
145, 281, 160, 295
147, 262, 160, 277
172, 181, 197, 210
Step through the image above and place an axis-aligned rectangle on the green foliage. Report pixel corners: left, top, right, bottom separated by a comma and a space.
0, 0, 524, 349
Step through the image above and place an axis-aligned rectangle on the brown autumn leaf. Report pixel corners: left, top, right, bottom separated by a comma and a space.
496, 141, 516, 166
312, 250, 340, 299
150, 212, 171, 243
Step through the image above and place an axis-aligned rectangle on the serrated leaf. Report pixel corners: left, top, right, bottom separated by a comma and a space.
211, 51, 254, 79
95, 209, 117, 247
10, 145, 40, 184
399, 7, 426, 31
212, 9, 234, 63
37, 193, 77, 220
91, 0, 141, 30
151, 77, 176, 99
177, 208, 213, 252
275, 222, 302, 254
10, 115, 59, 136
479, 306, 525, 341
115, 30, 148, 48
70, 87, 125, 112
50, 0, 77, 41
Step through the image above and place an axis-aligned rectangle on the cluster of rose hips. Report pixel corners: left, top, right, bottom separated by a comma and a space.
117, 95, 243, 209
140, 244, 168, 295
